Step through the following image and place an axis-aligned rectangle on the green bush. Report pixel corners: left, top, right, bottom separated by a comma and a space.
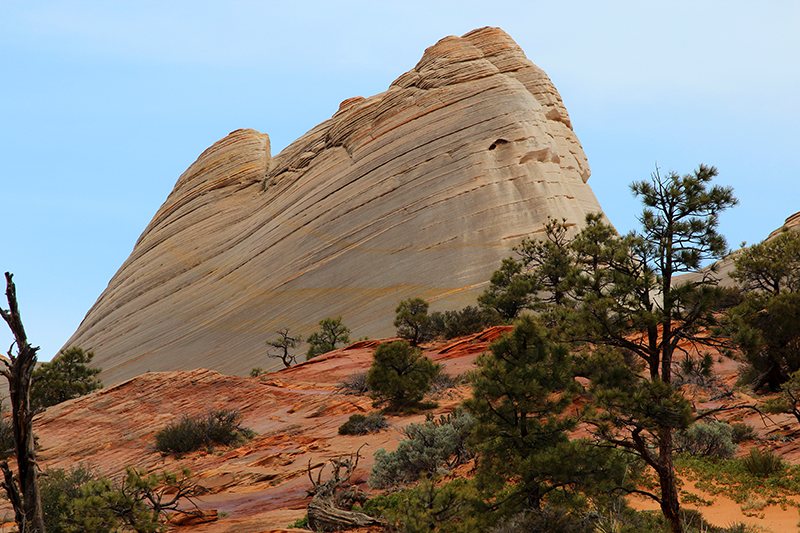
363, 477, 475, 533
367, 341, 440, 412
288, 515, 309, 529
369, 410, 474, 489
674, 420, 736, 459
154, 409, 254, 456
338, 412, 388, 435
730, 422, 758, 444
40, 465, 203, 533
429, 306, 502, 340
40, 464, 97, 533
741, 447, 785, 477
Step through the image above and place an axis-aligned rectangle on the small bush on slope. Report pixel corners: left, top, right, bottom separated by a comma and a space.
674, 420, 736, 459
366, 340, 440, 413
428, 306, 502, 340
338, 412, 388, 435
369, 410, 474, 489
155, 409, 254, 456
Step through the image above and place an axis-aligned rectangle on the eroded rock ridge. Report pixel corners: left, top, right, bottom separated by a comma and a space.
65, 27, 606, 384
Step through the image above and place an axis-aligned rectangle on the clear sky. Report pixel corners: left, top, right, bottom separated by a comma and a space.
1, 1, 798, 361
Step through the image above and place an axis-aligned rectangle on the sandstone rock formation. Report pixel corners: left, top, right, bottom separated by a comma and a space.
766, 210, 800, 240
24, 328, 800, 532
64, 27, 606, 385
28, 330, 509, 531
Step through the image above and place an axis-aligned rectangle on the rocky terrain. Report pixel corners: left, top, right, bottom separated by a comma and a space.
62, 27, 607, 386
5, 322, 799, 533
21, 327, 511, 532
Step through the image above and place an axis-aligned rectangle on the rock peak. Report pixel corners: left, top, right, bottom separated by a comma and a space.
65, 28, 605, 385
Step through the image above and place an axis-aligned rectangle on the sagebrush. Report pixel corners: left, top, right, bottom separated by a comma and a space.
338, 412, 388, 435
155, 409, 254, 455
369, 410, 474, 489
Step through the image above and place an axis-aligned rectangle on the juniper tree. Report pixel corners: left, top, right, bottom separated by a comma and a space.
306, 317, 350, 360
394, 297, 431, 346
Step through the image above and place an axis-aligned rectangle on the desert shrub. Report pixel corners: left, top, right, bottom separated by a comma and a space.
674, 420, 736, 459
741, 447, 785, 477
288, 515, 309, 529
730, 422, 758, 444
335, 371, 369, 395
429, 306, 502, 340
155, 409, 254, 455
249, 367, 264, 378
367, 341, 440, 412
338, 412, 388, 435
369, 410, 474, 489
429, 372, 458, 394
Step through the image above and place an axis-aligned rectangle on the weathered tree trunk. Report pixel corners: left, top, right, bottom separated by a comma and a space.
1, 273, 46, 532
307, 498, 382, 532
1, 461, 26, 531
657, 426, 682, 533
306, 450, 383, 532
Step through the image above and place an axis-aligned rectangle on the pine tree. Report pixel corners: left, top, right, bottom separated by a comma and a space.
31, 347, 102, 410
477, 258, 535, 320
564, 165, 736, 533
464, 316, 629, 523
728, 230, 800, 390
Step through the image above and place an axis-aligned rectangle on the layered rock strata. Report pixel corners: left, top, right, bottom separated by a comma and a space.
65, 27, 606, 384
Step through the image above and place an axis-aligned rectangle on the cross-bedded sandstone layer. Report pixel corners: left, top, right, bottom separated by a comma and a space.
64, 27, 606, 384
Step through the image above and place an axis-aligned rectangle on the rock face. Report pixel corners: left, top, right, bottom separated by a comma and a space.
767, 211, 800, 240
64, 27, 605, 384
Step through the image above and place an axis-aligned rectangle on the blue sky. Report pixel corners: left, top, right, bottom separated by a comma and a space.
1, 1, 798, 361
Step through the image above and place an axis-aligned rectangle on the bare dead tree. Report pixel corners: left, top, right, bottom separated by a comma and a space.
0, 273, 45, 532
306, 445, 383, 531
266, 328, 301, 368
